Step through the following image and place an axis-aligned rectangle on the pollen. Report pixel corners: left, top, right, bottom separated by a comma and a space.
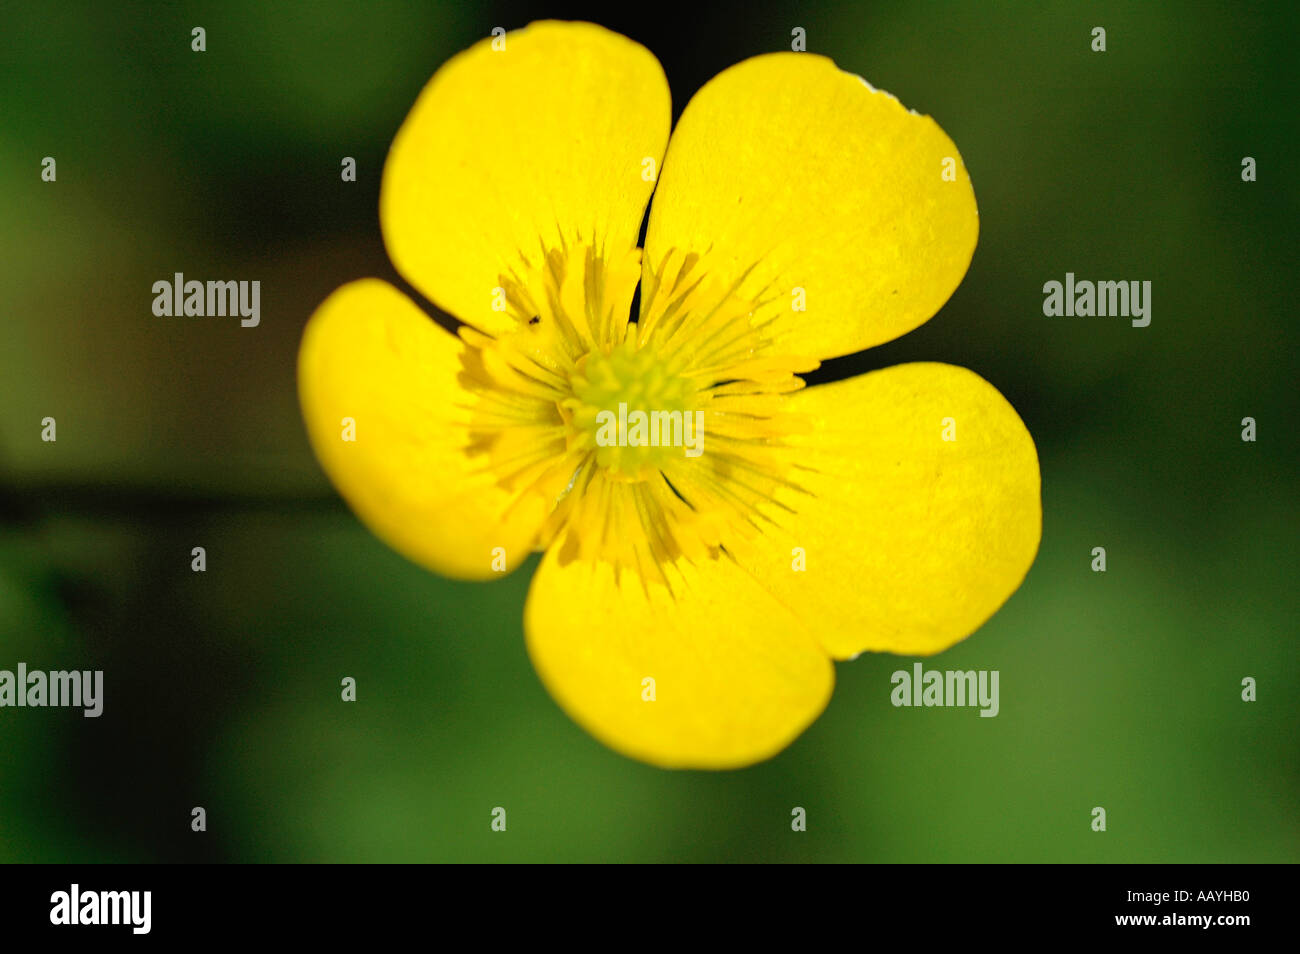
454, 239, 820, 581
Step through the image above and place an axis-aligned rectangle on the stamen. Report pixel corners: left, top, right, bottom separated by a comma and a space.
454, 242, 820, 582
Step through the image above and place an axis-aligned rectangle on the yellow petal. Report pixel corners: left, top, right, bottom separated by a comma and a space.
298, 279, 547, 580
524, 548, 834, 769
381, 21, 671, 335
644, 53, 978, 360
727, 363, 1041, 657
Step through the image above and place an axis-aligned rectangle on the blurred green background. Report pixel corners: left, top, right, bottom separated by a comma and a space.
1, 0, 1296, 862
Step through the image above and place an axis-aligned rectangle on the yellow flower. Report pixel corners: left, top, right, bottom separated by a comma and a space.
298, 21, 1041, 769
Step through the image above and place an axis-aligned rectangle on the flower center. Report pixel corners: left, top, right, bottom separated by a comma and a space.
565, 338, 700, 481
456, 241, 821, 580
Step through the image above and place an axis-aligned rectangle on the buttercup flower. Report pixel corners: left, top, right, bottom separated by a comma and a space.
298, 21, 1041, 768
